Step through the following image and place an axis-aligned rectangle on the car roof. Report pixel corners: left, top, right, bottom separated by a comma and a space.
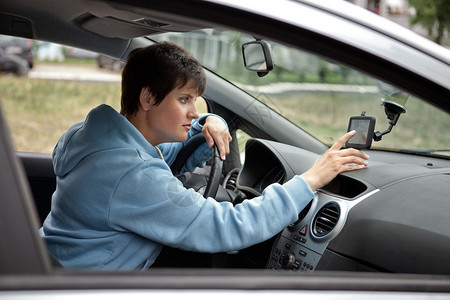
297, 0, 450, 65
1, 0, 449, 60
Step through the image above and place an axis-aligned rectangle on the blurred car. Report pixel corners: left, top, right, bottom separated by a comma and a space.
0, 34, 34, 68
0, 0, 450, 299
97, 54, 125, 72
0, 50, 29, 75
0, 34, 33, 74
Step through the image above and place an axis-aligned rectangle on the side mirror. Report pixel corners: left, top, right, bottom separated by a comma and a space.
242, 40, 275, 77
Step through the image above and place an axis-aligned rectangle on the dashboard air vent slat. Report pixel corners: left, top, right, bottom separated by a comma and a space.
313, 203, 340, 237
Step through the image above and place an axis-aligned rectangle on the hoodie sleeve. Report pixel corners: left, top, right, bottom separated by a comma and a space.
108, 159, 314, 253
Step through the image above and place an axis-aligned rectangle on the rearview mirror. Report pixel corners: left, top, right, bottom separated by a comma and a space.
242, 40, 274, 77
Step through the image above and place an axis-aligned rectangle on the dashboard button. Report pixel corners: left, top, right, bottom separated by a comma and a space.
299, 225, 308, 236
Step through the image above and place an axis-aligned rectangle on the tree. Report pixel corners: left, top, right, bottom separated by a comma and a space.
408, 0, 450, 44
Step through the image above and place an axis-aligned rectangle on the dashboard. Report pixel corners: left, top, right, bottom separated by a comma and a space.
227, 138, 450, 275
18, 139, 450, 274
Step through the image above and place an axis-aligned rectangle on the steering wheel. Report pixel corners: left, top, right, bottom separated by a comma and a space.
170, 134, 223, 198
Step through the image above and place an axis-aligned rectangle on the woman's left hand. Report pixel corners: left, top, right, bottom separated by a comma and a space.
202, 116, 232, 160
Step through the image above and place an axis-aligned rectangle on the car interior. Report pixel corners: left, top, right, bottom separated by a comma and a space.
1, 0, 450, 296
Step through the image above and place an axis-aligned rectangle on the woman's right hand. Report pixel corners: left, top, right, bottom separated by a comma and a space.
300, 130, 369, 191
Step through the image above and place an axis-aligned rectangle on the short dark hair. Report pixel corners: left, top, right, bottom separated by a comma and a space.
120, 42, 206, 115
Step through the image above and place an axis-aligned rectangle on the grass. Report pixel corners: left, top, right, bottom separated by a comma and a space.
1, 74, 448, 155
263, 91, 450, 151
243, 75, 450, 152
1, 77, 121, 153
0, 76, 208, 153
35, 57, 98, 66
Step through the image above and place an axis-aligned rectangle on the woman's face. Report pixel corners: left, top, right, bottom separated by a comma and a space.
145, 80, 200, 145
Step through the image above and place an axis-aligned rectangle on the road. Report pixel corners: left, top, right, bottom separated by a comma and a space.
28, 64, 121, 83
27, 64, 378, 95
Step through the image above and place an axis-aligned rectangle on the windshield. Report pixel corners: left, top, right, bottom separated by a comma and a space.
152, 30, 449, 156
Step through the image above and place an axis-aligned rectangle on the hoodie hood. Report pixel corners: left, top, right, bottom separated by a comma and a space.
53, 104, 158, 177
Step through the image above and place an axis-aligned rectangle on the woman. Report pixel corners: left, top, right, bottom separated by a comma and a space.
40, 42, 368, 270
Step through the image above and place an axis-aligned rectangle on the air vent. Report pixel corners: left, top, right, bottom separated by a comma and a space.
225, 172, 238, 190
223, 168, 247, 205
312, 203, 340, 237
224, 168, 240, 191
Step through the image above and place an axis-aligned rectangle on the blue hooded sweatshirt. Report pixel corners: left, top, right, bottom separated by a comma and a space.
40, 104, 314, 270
